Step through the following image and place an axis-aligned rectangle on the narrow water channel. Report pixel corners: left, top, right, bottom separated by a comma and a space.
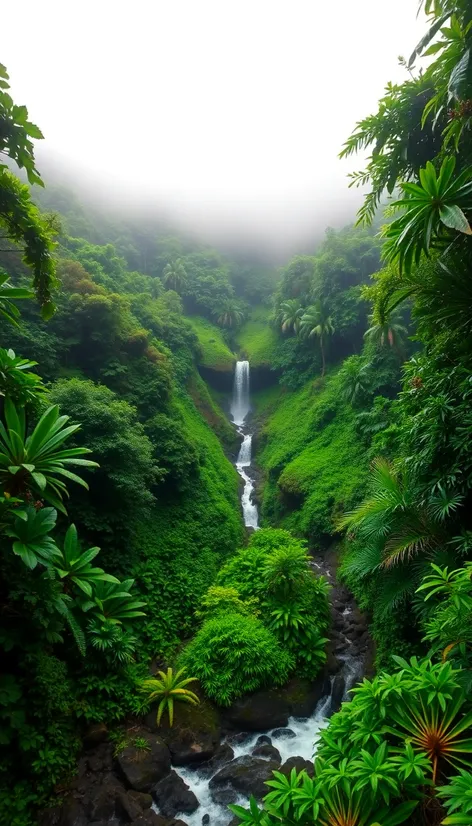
230, 361, 258, 529
153, 361, 363, 825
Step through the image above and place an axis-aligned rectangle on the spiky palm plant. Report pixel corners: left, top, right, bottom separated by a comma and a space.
140, 667, 199, 727
338, 458, 463, 614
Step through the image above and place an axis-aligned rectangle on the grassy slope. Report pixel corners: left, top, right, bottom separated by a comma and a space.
235, 305, 279, 367
254, 370, 368, 544
132, 370, 243, 658
187, 316, 235, 371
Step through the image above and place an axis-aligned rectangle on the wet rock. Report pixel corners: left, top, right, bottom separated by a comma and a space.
282, 676, 331, 718
83, 722, 108, 749
255, 735, 271, 746
271, 728, 296, 740
129, 791, 153, 810
279, 756, 314, 778
86, 743, 114, 774
224, 690, 289, 731
252, 744, 281, 763
131, 813, 169, 826
152, 770, 199, 818
202, 815, 210, 826
196, 743, 234, 776
56, 800, 88, 826
210, 787, 239, 806
209, 755, 279, 799
226, 732, 253, 747
326, 650, 342, 675
329, 675, 345, 715
84, 777, 140, 822
148, 695, 221, 766
116, 735, 171, 792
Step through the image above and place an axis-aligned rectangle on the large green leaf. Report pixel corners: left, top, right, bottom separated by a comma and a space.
439, 205, 472, 234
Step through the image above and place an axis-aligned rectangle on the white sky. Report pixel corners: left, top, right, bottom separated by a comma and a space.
2, 0, 425, 252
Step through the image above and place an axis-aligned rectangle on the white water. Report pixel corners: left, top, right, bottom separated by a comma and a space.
155, 658, 361, 826
231, 360, 251, 427
230, 361, 259, 529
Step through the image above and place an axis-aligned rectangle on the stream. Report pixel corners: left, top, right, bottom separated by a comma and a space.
153, 360, 364, 826
231, 360, 258, 530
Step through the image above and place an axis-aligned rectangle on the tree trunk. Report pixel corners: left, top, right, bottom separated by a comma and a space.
320, 337, 325, 377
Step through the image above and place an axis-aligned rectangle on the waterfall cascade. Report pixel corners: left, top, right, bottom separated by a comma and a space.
230, 361, 258, 529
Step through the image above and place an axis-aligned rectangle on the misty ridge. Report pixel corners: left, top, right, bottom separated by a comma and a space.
32, 148, 365, 266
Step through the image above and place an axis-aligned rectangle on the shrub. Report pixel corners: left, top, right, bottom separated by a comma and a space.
197, 586, 258, 619
178, 613, 293, 706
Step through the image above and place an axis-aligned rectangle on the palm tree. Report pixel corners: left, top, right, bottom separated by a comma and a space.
276, 299, 304, 335
299, 301, 334, 377
364, 306, 408, 351
162, 259, 187, 293
213, 301, 244, 329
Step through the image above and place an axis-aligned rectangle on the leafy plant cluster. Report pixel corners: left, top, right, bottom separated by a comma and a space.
231, 558, 472, 826
178, 529, 330, 705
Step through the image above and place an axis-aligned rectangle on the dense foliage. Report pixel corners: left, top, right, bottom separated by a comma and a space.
179, 530, 330, 704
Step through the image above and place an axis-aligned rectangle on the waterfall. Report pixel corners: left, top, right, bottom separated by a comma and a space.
230, 360, 250, 426
230, 361, 258, 529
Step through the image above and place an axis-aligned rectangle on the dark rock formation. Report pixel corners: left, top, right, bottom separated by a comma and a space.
252, 744, 281, 763
116, 736, 171, 792
152, 770, 199, 818
279, 756, 314, 778
271, 728, 296, 740
209, 755, 279, 800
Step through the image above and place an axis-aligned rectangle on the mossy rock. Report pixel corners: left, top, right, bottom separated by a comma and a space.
146, 692, 221, 766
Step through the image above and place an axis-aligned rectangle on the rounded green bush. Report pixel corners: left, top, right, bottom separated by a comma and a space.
178, 613, 293, 706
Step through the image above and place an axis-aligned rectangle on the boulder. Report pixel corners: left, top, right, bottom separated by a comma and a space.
202, 816, 210, 826
226, 732, 253, 747
283, 676, 331, 718
209, 755, 279, 800
271, 728, 295, 740
148, 695, 221, 766
224, 691, 289, 731
210, 787, 239, 806
152, 770, 199, 818
129, 791, 153, 810
252, 744, 281, 763
279, 756, 314, 778
255, 735, 271, 747
84, 777, 141, 822
196, 743, 234, 776
57, 800, 88, 826
83, 722, 108, 749
131, 813, 169, 826
86, 743, 114, 774
116, 736, 171, 792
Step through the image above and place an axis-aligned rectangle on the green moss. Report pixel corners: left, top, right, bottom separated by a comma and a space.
235, 305, 279, 367
132, 374, 244, 658
187, 316, 235, 371
256, 370, 368, 542
187, 371, 238, 450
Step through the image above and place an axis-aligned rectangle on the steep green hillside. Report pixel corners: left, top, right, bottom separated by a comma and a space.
132, 378, 244, 658
188, 315, 235, 371
235, 305, 278, 367
255, 370, 368, 542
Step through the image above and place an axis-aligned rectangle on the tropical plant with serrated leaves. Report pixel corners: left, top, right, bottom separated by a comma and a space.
438, 768, 472, 825
52, 523, 119, 597
0, 398, 98, 512
418, 562, 472, 673
0, 348, 45, 406
140, 667, 199, 727
382, 158, 472, 275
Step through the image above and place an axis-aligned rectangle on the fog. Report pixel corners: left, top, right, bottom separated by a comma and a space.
3, 0, 424, 255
